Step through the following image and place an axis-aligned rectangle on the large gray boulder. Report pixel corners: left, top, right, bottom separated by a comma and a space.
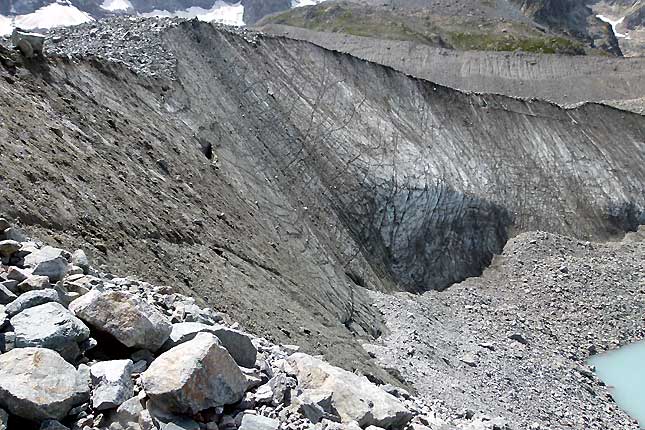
0, 348, 90, 421
90, 360, 134, 411
11, 302, 90, 361
23, 246, 68, 282
288, 353, 412, 428
161, 323, 257, 366
69, 290, 171, 351
5, 289, 62, 317
141, 333, 246, 414
211, 326, 257, 368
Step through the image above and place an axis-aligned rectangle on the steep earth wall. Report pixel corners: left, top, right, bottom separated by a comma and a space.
1, 20, 644, 373
260, 24, 645, 110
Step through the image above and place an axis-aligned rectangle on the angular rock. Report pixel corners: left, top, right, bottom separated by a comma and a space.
288, 353, 412, 428
211, 326, 257, 368
18, 275, 51, 293
6, 266, 30, 283
71, 250, 90, 274
5, 288, 62, 317
69, 290, 171, 351
0, 408, 6, 430
90, 360, 134, 410
0, 285, 16, 305
238, 414, 279, 430
142, 333, 246, 414
0, 240, 20, 257
0, 347, 90, 421
0, 280, 19, 295
24, 246, 68, 282
11, 302, 90, 361
295, 390, 338, 424
113, 396, 144, 426
161, 322, 218, 351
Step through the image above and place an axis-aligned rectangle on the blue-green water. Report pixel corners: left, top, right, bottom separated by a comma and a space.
588, 341, 645, 429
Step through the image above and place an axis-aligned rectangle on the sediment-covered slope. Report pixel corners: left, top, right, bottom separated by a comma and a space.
260, 24, 645, 110
1, 19, 644, 370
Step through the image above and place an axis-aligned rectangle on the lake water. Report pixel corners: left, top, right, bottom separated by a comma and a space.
588, 341, 645, 429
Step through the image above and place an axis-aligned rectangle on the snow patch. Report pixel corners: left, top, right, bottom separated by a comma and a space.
0, 15, 13, 36
597, 14, 630, 39
291, 0, 327, 8
101, 0, 134, 12
140, 1, 244, 26
14, 2, 93, 31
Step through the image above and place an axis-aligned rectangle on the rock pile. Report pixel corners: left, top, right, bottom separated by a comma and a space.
0, 217, 425, 430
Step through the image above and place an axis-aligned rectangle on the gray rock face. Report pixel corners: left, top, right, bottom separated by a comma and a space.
142, 333, 246, 414
0, 347, 90, 421
11, 302, 90, 360
23, 246, 69, 282
238, 414, 280, 430
5, 288, 62, 317
288, 353, 412, 428
90, 360, 134, 410
0, 408, 7, 430
69, 290, 171, 351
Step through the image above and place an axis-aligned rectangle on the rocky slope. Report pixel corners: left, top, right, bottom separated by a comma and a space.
0, 217, 433, 430
1, 18, 644, 376
366, 229, 645, 429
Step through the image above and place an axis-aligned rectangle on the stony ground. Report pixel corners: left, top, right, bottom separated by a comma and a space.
365, 230, 645, 430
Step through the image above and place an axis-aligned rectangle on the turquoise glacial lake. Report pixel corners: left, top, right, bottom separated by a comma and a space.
588, 341, 645, 429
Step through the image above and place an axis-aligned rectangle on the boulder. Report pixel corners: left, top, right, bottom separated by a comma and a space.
112, 396, 144, 427
69, 290, 171, 351
161, 322, 218, 351
161, 323, 256, 367
71, 250, 90, 274
211, 326, 257, 368
238, 414, 279, 430
18, 275, 51, 293
0, 240, 20, 257
6, 266, 30, 282
23, 246, 68, 282
288, 353, 412, 428
5, 289, 62, 317
0, 348, 90, 421
11, 302, 90, 361
0, 285, 16, 305
141, 333, 246, 414
90, 360, 134, 410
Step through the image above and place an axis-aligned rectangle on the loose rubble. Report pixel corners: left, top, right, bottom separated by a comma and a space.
0, 218, 431, 429
365, 230, 645, 430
